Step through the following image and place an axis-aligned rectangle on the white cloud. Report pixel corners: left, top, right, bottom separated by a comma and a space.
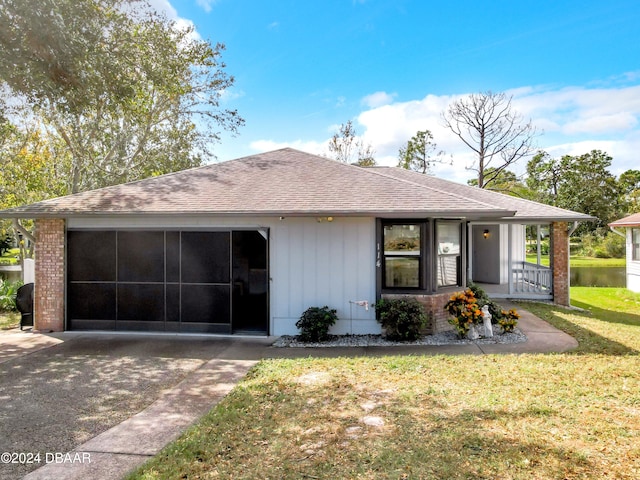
563, 113, 638, 135
268, 21, 280, 30
196, 0, 216, 13
347, 85, 640, 181
361, 91, 397, 108
219, 88, 245, 103
147, 0, 202, 40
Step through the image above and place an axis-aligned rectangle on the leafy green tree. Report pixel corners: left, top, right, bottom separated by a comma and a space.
526, 150, 622, 232
397, 130, 446, 174
0, 0, 243, 193
443, 91, 538, 189
467, 167, 532, 198
618, 169, 640, 214
327, 120, 376, 166
526, 151, 564, 204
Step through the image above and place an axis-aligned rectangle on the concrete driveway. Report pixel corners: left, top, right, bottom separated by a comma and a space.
0, 331, 271, 480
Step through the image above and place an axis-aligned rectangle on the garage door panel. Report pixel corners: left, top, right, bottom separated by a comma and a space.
181, 232, 230, 284
181, 284, 230, 324
118, 231, 165, 282
117, 284, 165, 322
68, 231, 116, 282
166, 232, 181, 282
67, 229, 265, 333
166, 284, 180, 323
68, 283, 116, 320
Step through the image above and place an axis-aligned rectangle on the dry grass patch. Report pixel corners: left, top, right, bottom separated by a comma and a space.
129, 288, 640, 480
0, 311, 19, 330
129, 354, 639, 480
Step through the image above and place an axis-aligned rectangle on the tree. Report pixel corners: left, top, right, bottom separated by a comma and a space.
526, 151, 564, 204
443, 91, 537, 189
618, 169, 640, 214
467, 167, 532, 198
327, 120, 376, 166
397, 130, 446, 174
526, 150, 622, 232
0, 0, 243, 193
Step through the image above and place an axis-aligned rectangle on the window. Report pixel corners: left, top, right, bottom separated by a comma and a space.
379, 219, 465, 292
633, 228, 640, 261
437, 221, 462, 287
383, 223, 421, 288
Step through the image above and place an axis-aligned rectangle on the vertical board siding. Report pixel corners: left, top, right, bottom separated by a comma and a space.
270, 217, 377, 336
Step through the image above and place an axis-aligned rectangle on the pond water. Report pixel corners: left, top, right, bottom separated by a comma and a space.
570, 266, 626, 287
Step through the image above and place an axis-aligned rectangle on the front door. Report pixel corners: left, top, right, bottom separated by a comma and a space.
472, 224, 500, 284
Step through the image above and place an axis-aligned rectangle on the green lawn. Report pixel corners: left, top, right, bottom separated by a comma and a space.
128, 287, 640, 480
0, 311, 19, 330
0, 248, 20, 265
526, 254, 626, 267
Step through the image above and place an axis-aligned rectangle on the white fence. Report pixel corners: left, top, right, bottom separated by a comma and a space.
512, 262, 552, 294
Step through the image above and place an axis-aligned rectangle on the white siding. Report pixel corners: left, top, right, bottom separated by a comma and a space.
498, 224, 525, 283
270, 217, 377, 336
627, 228, 640, 292
67, 215, 378, 335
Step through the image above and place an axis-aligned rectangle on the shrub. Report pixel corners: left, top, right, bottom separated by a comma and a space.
0, 279, 22, 312
467, 282, 504, 323
498, 309, 520, 332
603, 233, 625, 258
444, 289, 483, 338
375, 297, 427, 341
296, 306, 338, 342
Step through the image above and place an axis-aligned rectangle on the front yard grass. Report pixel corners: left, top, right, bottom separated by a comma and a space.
128, 288, 640, 480
0, 311, 19, 330
526, 254, 626, 267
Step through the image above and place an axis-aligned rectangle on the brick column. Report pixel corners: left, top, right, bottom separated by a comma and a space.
34, 218, 65, 332
551, 221, 570, 306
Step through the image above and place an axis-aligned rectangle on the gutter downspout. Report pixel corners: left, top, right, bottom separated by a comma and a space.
568, 221, 579, 236
609, 226, 626, 238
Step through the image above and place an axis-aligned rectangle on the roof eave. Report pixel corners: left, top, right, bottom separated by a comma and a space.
0, 208, 517, 219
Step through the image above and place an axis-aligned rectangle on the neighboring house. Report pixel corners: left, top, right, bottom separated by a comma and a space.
609, 213, 640, 292
0, 148, 593, 336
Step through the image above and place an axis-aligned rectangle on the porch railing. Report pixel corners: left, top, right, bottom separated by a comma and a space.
512, 262, 552, 294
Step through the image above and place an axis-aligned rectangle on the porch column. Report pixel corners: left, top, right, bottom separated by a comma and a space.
551, 221, 570, 306
34, 218, 65, 332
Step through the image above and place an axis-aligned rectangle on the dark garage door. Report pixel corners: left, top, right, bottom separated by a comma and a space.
67, 230, 268, 334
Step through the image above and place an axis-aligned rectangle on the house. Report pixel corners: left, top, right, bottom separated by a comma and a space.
0, 148, 593, 336
609, 213, 640, 292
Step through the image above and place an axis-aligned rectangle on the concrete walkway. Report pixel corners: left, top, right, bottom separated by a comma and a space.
0, 306, 576, 480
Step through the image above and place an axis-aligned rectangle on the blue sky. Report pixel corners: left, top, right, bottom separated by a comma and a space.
157, 0, 640, 183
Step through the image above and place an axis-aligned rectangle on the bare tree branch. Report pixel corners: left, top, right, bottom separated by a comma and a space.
443, 91, 539, 188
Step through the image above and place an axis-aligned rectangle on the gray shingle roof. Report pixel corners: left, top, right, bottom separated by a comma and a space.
373, 166, 595, 222
609, 213, 640, 227
0, 148, 592, 222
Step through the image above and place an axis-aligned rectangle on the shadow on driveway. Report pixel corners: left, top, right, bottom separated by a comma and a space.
0, 332, 265, 479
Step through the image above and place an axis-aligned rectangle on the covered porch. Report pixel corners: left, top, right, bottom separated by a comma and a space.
468, 222, 561, 301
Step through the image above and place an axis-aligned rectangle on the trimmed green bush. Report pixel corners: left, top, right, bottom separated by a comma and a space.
467, 282, 504, 323
296, 306, 338, 342
0, 279, 22, 312
375, 297, 427, 341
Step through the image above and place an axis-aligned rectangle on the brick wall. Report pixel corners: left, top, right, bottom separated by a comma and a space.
34, 218, 65, 332
382, 291, 459, 334
551, 221, 570, 306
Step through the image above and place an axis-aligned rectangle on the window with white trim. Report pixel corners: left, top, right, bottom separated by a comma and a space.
633, 228, 640, 261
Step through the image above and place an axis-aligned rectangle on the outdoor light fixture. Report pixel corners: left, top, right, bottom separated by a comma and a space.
483, 229, 490, 239
316, 216, 334, 223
